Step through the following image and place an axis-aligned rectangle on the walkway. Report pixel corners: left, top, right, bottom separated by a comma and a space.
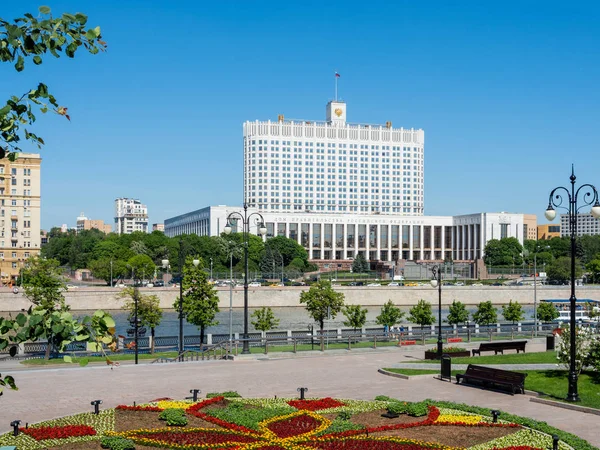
1, 341, 598, 448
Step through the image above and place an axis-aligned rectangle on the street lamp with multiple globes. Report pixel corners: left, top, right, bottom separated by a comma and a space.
545, 165, 600, 402
224, 204, 267, 354
162, 250, 200, 354
429, 264, 444, 359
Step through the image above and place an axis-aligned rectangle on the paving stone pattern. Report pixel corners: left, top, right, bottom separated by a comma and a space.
0, 339, 598, 447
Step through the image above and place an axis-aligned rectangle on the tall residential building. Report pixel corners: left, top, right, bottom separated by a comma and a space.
0, 153, 41, 285
114, 198, 149, 234
76, 212, 112, 234
560, 213, 600, 237
243, 101, 425, 215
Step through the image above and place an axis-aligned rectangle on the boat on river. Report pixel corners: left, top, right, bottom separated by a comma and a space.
541, 298, 600, 322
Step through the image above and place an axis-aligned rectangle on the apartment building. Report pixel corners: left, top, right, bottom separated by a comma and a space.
0, 153, 41, 285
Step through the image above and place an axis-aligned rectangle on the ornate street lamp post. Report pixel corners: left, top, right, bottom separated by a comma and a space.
162, 249, 199, 354
545, 165, 600, 402
430, 264, 444, 359
224, 204, 267, 354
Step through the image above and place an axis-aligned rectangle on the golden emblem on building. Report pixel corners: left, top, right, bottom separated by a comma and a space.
334, 108, 343, 117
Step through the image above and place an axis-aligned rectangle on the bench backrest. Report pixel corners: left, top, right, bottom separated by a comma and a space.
478, 341, 527, 350
465, 364, 527, 383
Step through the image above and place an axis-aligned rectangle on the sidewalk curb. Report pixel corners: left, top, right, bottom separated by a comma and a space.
529, 397, 600, 416
377, 368, 439, 380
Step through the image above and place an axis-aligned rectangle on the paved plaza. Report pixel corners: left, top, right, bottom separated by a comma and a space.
1, 342, 599, 447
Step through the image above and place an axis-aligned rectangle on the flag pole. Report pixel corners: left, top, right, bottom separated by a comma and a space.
335, 72, 338, 101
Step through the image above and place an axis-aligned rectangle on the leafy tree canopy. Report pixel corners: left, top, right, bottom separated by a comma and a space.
502, 300, 525, 325
446, 300, 469, 326
408, 299, 435, 331
351, 253, 369, 274
483, 238, 523, 267
472, 301, 497, 326
251, 307, 280, 333
547, 256, 583, 283
299, 280, 345, 332
375, 300, 404, 328
536, 302, 559, 323
1, 6, 106, 160
343, 304, 368, 331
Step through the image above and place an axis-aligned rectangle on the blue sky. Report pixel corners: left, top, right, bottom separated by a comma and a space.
2, 1, 600, 230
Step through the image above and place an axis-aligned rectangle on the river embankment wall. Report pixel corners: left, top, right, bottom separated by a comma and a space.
0, 285, 596, 313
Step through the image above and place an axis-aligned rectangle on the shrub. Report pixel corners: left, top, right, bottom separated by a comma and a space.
159, 408, 188, 426
386, 402, 407, 415
206, 391, 241, 398
101, 436, 135, 450
374, 395, 392, 402
337, 411, 352, 421
405, 401, 429, 417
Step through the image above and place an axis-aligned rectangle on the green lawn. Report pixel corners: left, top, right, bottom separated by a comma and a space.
404, 350, 558, 365
20, 351, 181, 365
383, 367, 600, 410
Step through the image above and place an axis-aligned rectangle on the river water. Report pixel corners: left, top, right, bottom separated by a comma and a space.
79, 305, 538, 338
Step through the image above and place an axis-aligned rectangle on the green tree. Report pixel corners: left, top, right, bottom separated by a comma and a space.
408, 299, 435, 338
547, 256, 583, 283
502, 300, 525, 326
446, 300, 469, 326
118, 288, 163, 353
264, 236, 308, 267
472, 301, 498, 326
536, 302, 559, 323
177, 257, 219, 347
375, 300, 404, 330
260, 246, 283, 280
343, 305, 368, 332
89, 258, 128, 285
251, 307, 280, 349
483, 238, 523, 267
21, 256, 66, 311
299, 280, 345, 334
585, 258, 600, 284
127, 254, 155, 282
0, 6, 106, 160
351, 253, 369, 274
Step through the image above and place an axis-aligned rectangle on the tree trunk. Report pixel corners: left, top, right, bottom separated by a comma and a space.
421, 325, 425, 345
151, 327, 155, 354
320, 322, 325, 351
200, 326, 205, 351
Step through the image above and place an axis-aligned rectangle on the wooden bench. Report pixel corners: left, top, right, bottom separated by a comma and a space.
456, 364, 527, 395
471, 340, 527, 356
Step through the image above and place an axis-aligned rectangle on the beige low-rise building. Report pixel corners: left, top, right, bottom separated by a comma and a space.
538, 224, 560, 240
522, 214, 537, 241
76, 212, 112, 234
0, 153, 41, 285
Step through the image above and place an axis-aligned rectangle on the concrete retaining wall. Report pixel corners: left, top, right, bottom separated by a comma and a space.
1, 285, 595, 313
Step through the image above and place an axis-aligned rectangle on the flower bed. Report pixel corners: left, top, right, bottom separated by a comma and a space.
0, 396, 589, 450
21, 424, 96, 440
424, 347, 470, 360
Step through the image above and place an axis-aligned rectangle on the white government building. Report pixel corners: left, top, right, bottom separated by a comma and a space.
165, 100, 527, 264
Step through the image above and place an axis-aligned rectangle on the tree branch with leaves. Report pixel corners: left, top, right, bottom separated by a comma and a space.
0, 5, 106, 159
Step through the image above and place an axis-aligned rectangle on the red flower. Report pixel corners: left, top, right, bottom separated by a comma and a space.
287, 397, 345, 411
267, 414, 321, 438
21, 425, 96, 441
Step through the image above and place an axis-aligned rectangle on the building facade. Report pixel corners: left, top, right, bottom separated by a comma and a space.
243, 101, 425, 215
537, 224, 560, 240
152, 223, 164, 232
114, 198, 149, 234
76, 212, 112, 234
0, 153, 42, 285
522, 214, 537, 241
165, 205, 524, 263
560, 213, 600, 237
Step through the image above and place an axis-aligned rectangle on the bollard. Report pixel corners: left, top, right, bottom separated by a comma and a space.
10, 420, 21, 437
552, 435, 559, 450
297, 387, 308, 400
91, 400, 102, 415
490, 410, 500, 423
190, 389, 201, 402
